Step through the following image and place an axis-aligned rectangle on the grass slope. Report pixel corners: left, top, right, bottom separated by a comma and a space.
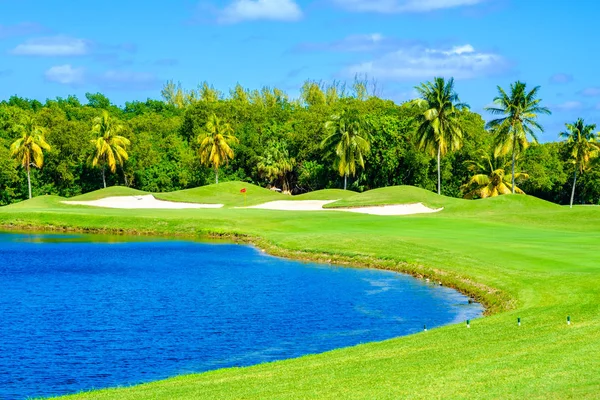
153, 181, 284, 207
325, 185, 461, 209
69, 186, 148, 201
293, 189, 356, 201
1, 186, 600, 399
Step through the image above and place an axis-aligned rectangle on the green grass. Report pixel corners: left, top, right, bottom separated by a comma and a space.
325, 185, 459, 209
68, 186, 148, 201
2, 182, 600, 399
153, 181, 284, 207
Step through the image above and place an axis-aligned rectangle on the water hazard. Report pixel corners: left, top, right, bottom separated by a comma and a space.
0, 232, 483, 399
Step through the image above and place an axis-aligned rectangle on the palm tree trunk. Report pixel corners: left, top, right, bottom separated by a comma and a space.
570, 169, 578, 208
511, 136, 516, 194
102, 166, 106, 189
27, 165, 32, 200
344, 174, 347, 190
215, 168, 219, 184
437, 144, 441, 195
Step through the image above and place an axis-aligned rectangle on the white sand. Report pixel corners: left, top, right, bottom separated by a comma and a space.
247, 200, 337, 211
62, 196, 442, 215
62, 195, 223, 209
247, 200, 442, 216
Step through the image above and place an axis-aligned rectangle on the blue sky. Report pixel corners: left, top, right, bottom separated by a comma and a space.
1, 0, 599, 141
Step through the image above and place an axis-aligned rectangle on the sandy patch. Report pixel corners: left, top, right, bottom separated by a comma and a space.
339, 203, 443, 216
247, 200, 337, 211
62, 195, 223, 210
247, 200, 442, 216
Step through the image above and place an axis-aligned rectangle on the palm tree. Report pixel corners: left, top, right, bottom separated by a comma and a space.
257, 143, 295, 193
89, 111, 130, 188
197, 113, 238, 184
559, 118, 600, 208
485, 81, 551, 194
321, 108, 371, 190
9, 117, 51, 199
461, 151, 528, 199
411, 77, 467, 195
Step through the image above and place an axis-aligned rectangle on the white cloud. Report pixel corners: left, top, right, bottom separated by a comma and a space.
552, 101, 584, 112
217, 0, 302, 23
579, 87, 600, 97
96, 70, 159, 90
344, 43, 508, 81
296, 33, 402, 52
44, 64, 85, 85
0, 22, 45, 39
549, 73, 573, 84
331, 0, 486, 13
12, 35, 89, 56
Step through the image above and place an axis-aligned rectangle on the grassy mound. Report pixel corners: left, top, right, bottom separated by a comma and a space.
325, 185, 461, 209
154, 181, 284, 207
3, 195, 66, 209
69, 186, 148, 201
293, 189, 355, 201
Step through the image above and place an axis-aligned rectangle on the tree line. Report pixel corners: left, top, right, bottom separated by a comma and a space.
1, 78, 599, 207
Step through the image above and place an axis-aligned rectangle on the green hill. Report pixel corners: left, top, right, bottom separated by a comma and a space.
154, 181, 284, 207
69, 186, 148, 201
325, 185, 461, 209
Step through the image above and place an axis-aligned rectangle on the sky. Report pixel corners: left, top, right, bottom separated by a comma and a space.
1, 0, 599, 141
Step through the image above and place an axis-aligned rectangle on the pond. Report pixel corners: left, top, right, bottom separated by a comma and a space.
0, 232, 483, 399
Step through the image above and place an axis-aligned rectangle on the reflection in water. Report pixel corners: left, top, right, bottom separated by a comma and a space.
0, 231, 483, 399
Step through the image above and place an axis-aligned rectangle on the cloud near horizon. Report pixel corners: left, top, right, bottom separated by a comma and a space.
44, 64, 85, 85
44, 64, 159, 91
12, 36, 90, 56
331, 0, 487, 13
343, 43, 509, 81
549, 73, 573, 84
0, 22, 45, 39
212, 0, 303, 24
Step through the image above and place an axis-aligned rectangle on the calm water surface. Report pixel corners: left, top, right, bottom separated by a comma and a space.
0, 232, 482, 399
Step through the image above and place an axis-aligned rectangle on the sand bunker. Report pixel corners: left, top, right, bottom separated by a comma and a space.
62, 195, 223, 210
248, 200, 337, 211
248, 200, 442, 216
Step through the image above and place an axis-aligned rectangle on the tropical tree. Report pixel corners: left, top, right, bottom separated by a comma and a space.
461, 151, 528, 199
485, 81, 551, 194
321, 108, 371, 190
411, 77, 467, 195
257, 142, 295, 193
89, 111, 130, 188
559, 118, 600, 208
9, 117, 51, 199
197, 113, 238, 184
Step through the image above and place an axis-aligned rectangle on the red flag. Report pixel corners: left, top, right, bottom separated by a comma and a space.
240, 188, 246, 193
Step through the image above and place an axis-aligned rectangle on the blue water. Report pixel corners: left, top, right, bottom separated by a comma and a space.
0, 232, 482, 399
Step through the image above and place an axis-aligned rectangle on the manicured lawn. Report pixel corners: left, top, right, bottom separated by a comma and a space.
2, 184, 599, 399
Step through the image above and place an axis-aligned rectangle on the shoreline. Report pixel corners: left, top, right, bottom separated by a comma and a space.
0, 222, 511, 315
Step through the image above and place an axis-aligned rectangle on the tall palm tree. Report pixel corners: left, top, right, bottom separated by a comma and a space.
257, 143, 295, 193
411, 77, 467, 195
559, 118, 600, 208
461, 151, 528, 199
321, 108, 371, 190
89, 111, 130, 188
9, 117, 51, 199
197, 113, 238, 184
485, 81, 551, 194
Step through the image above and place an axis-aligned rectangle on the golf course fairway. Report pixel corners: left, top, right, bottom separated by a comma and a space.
1, 183, 599, 399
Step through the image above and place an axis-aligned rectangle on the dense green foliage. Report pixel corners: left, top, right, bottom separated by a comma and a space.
0, 80, 598, 205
